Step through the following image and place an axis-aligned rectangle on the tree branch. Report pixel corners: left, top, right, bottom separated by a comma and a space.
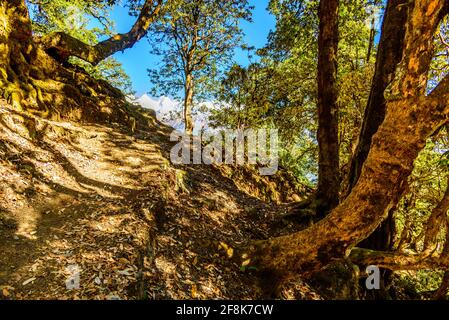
349, 247, 449, 271
38, 0, 163, 65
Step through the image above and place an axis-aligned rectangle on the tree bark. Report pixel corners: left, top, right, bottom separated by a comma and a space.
0, 0, 33, 68
0, 0, 42, 110
39, 0, 162, 65
0, 0, 33, 51
184, 72, 194, 135
315, 0, 340, 217
349, 0, 419, 263
347, 0, 408, 194
239, 0, 448, 279
434, 271, 449, 300
349, 247, 449, 271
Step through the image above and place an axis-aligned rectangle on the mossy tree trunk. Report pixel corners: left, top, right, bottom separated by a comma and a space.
1, 0, 42, 110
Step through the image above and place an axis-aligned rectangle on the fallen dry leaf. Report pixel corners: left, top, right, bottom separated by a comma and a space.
22, 277, 36, 286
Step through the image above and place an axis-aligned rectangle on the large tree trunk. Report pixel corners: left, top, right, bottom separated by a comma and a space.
0, 0, 33, 60
0, 0, 36, 110
347, 0, 408, 192
184, 73, 194, 135
239, 0, 448, 280
315, 0, 340, 217
348, 0, 408, 271
243, 93, 449, 278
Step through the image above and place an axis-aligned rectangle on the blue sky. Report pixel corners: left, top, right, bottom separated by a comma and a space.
109, 0, 276, 96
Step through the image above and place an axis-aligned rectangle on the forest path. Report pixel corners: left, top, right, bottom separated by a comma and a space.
0, 103, 319, 300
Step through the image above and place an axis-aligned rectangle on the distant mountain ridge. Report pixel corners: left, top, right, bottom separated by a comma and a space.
133, 94, 218, 133
133, 94, 183, 130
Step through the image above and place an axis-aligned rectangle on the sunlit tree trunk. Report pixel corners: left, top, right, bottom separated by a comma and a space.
184, 72, 194, 135
348, 0, 408, 262
0, 0, 32, 60
0, 0, 70, 119
348, 0, 408, 193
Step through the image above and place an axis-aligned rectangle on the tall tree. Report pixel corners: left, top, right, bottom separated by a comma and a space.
263, 0, 375, 215
147, 0, 252, 134
315, 0, 340, 217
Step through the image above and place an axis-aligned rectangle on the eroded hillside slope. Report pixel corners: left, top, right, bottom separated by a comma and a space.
0, 101, 319, 300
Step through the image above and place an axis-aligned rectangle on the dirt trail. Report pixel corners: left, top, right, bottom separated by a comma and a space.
0, 103, 320, 300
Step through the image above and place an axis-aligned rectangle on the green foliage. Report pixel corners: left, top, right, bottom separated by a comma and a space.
27, 0, 114, 38
394, 135, 449, 254
394, 270, 444, 297
210, 0, 379, 185
210, 64, 272, 129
